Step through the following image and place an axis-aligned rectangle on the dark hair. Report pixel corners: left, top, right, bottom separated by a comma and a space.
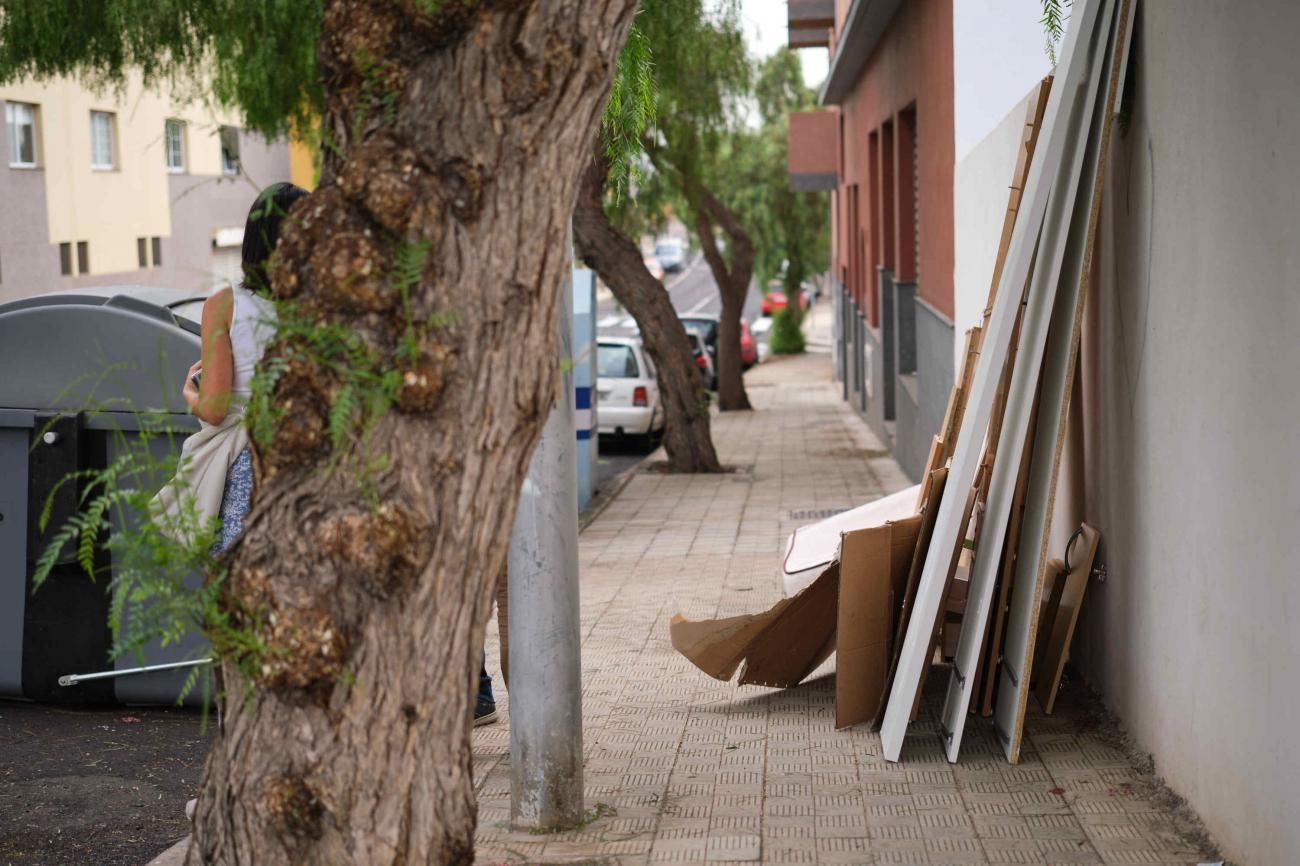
241, 182, 308, 296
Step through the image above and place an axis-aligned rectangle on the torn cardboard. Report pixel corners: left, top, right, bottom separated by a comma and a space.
671, 515, 921, 727
835, 516, 921, 729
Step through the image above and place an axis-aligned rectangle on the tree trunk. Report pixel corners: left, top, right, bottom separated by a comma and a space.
692, 187, 754, 412
187, 3, 635, 865
572, 147, 723, 473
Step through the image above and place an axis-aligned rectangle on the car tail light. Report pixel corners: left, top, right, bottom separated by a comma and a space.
633, 386, 648, 407
695, 354, 707, 369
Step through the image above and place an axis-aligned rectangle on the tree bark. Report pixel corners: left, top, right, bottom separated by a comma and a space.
691, 185, 754, 412
187, 2, 635, 864
572, 146, 723, 473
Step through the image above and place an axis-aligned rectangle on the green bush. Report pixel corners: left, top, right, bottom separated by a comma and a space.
768, 307, 806, 355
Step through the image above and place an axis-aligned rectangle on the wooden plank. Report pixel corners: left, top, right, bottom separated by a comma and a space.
982, 77, 1053, 327
979, 385, 1042, 716
879, 467, 948, 726
1037, 526, 1100, 714
915, 436, 943, 510
993, 0, 1135, 763
908, 484, 978, 721
1032, 558, 1068, 684
942, 329, 982, 465
938, 0, 1122, 763
879, 0, 1102, 763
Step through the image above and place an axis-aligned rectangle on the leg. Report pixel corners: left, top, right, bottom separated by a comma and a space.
474, 653, 497, 726
496, 563, 510, 690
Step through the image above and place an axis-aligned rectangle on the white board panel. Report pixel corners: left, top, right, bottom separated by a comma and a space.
877, 0, 1104, 763
993, 0, 1136, 763
937, 0, 1121, 763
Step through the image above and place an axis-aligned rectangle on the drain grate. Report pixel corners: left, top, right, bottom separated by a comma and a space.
788, 508, 848, 521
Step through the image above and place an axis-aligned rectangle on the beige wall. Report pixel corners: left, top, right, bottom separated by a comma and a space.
0, 75, 242, 276
1076, 2, 1300, 864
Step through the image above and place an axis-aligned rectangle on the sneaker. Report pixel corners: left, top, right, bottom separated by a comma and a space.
474, 699, 498, 727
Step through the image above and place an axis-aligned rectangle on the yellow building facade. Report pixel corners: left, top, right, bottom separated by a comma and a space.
0, 76, 295, 302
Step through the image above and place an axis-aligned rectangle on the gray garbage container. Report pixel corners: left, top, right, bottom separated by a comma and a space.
0, 289, 210, 706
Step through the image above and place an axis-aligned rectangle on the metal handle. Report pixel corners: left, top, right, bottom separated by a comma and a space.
58, 658, 212, 687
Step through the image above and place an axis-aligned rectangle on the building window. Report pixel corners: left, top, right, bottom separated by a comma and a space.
5, 101, 38, 168
152, 237, 162, 267
219, 126, 240, 176
59, 242, 73, 276
77, 241, 89, 274
90, 111, 116, 170
138, 237, 148, 268
165, 119, 186, 172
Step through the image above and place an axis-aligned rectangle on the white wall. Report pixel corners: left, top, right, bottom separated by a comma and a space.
951, 85, 1039, 368
952, 0, 1052, 163
1076, 3, 1300, 864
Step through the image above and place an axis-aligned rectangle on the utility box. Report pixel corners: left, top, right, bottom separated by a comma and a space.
0, 290, 209, 706
572, 268, 598, 511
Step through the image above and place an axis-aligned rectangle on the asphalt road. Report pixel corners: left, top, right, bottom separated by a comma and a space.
594, 254, 763, 336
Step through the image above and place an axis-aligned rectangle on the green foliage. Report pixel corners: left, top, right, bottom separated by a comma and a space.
0, 0, 657, 174
768, 308, 805, 355
0, 0, 323, 139
714, 49, 829, 319
30, 411, 251, 705
603, 0, 749, 239
604, 20, 656, 197
1040, 0, 1072, 66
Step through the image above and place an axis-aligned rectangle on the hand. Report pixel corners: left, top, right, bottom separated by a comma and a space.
182, 360, 202, 413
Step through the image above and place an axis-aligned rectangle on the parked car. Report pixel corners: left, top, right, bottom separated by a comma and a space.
760, 288, 810, 317
679, 313, 758, 374
654, 237, 686, 273
685, 329, 715, 389
643, 256, 665, 282
596, 336, 664, 450
684, 330, 716, 390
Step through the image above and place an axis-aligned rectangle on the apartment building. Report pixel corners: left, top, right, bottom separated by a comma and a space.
787, 0, 1048, 480
0, 77, 312, 304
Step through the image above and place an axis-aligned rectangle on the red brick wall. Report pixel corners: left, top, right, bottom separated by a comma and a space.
832, 0, 954, 322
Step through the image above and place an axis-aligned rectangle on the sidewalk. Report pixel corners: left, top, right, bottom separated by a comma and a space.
473, 354, 1216, 865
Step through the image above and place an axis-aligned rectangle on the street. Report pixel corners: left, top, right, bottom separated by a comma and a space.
593, 252, 762, 336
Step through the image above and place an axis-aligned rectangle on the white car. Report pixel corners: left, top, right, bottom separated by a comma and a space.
596, 337, 664, 450
654, 237, 686, 273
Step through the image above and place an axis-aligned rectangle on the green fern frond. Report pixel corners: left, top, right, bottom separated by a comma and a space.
328, 383, 357, 451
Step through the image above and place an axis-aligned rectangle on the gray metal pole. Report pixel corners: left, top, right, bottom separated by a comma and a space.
507, 242, 584, 831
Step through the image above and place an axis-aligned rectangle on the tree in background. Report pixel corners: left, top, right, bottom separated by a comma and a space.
723, 48, 829, 353
574, 5, 723, 473
641, 0, 756, 412
0, 1, 636, 862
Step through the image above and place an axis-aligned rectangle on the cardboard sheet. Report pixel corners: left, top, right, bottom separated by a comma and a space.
836, 516, 922, 729
1036, 525, 1099, 714
782, 484, 920, 596
671, 516, 921, 721
671, 562, 839, 687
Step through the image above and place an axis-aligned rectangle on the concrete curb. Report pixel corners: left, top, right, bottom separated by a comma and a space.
145, 837, 189, 866
579, 446, 661, 533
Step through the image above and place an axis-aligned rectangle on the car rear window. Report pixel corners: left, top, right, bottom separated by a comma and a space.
598, 344, 640, 378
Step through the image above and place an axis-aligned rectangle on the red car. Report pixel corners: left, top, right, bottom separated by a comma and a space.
761, 288, 810, 317
679, 314, 758, 375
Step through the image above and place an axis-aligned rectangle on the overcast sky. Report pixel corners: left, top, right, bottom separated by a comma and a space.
740, 0, 830, 88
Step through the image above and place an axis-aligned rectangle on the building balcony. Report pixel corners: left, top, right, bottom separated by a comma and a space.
788, 0, 833, 48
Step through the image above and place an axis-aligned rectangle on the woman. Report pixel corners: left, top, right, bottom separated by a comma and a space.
182, 182, 307, 552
